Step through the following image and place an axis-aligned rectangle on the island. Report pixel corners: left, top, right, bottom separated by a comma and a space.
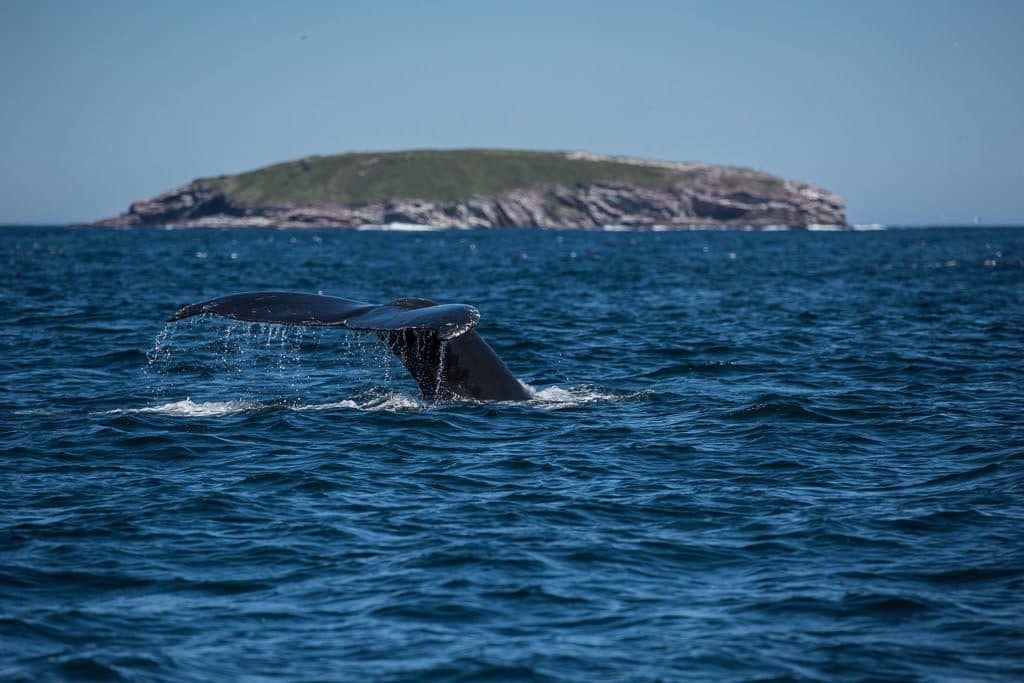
86, 149, 846, 229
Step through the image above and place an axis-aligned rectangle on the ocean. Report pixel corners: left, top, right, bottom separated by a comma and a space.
2, 225, 1023, 681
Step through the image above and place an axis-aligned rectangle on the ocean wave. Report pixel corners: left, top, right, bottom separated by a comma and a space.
105, 385, 641, 416
8, 225, 1024, 683
101, 384, 650, 417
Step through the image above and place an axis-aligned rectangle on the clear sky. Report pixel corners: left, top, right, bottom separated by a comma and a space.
2, 0, 1021, 225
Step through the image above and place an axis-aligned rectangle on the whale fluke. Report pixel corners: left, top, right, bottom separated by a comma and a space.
167, 291, 532, 402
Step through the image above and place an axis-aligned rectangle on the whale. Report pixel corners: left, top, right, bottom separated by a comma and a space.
167, 291, 533, 402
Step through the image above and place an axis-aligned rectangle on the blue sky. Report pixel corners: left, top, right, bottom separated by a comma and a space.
1, 0, 1021, 225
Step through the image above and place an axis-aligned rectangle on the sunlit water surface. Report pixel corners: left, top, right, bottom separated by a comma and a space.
2, 226, 1023, 681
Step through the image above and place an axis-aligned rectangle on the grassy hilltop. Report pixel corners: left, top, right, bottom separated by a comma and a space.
198, 148, 773, 206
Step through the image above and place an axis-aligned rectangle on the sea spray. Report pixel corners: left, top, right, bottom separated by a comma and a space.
434, 339, 449, 401
143, 315, 414, 409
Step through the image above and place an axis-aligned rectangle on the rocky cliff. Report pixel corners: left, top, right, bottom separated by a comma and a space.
87, 150, 845, 229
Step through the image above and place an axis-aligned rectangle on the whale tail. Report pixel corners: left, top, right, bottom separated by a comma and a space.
167, 291, 532, 402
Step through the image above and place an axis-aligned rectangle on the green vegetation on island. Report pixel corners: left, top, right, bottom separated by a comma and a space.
199, 149, 708, 206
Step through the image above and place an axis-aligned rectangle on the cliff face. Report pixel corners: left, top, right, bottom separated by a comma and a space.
88, 151, 845, 228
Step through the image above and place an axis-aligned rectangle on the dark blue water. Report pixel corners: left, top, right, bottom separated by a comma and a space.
3, 226, 1023, 682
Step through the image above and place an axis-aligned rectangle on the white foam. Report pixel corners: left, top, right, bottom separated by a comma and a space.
357, 222, 450, 232
108, 398, 255, 417
111, 390, 432, 417
12, 408, 60, 416
293, 391, 427, 412
290, 399, 361, 411
527, 384, 635, 409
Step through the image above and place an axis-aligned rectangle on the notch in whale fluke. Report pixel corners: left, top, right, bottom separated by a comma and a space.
166, 291, 532, 402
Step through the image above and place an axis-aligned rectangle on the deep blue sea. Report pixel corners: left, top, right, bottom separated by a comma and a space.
2, 226, 1023, 682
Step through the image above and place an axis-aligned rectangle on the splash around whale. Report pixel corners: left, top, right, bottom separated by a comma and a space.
168, 291, 534, 402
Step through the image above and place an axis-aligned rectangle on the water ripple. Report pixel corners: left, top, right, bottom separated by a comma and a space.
2, 226, 1023, 681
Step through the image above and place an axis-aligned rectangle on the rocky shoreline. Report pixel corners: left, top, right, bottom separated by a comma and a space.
86, 153, 846, 229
